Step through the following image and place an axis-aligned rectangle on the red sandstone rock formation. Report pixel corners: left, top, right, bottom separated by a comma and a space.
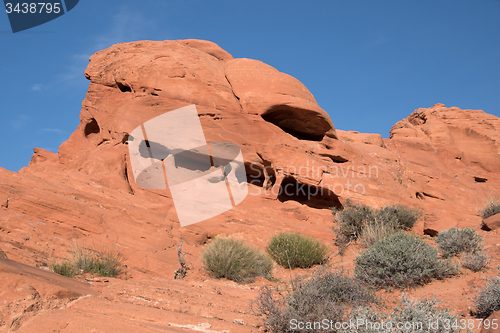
1, 39, 499, 332
482, 213, 500, 231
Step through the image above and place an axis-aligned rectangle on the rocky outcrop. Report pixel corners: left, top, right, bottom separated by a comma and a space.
1, 40, 500, 332
225, 58, 337, 141
481, 311, 500, 333
482, 213, 500, 231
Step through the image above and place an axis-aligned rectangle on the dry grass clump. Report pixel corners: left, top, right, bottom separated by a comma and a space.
480, 197, 500, 220
201, 237, 273, 283
266, 232, 329, 269
51, 244, 122, 278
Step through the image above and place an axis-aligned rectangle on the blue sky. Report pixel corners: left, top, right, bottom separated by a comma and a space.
1, 0, 499, 172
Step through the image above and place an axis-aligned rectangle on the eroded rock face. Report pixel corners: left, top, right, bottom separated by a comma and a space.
8, 40, 500, 242
3, 38, 499, 258
481, 311, 500, 333
225, 58, 336, 141
482, 213, 500, 231
51, 40, 343, 213
387, 103, 500, 234
1, 40, 500, 332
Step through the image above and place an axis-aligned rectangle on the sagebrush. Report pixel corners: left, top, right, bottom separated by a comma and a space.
201, 237, 272, 283
435, 227, 482, 258
355, 232, 458, 289
266, 232, 329, 269
341, 295, 468, 333
461, 251, 490, 272
473, 277, 500, 318
253, 268, 376, 333
435, 227, 490, 272
254, 268, 466, 333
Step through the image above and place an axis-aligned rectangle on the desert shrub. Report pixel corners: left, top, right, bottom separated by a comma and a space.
201, 238, 272, 283
254, 269, 376, 333
480, 197, 500, 220
342, 295, 467, 333
51, 245, 122, 278
355, 232, 458, 289
332, 201, 376, 252
257, 282, 467, 333
333, 200, 421, 253
435, 227, 483, 258
266, 232, 329, 269
473, 277, 500, 318
377, 205, 422, 230
461, 251, 490, 272
339, 307, 389, 333
51, 261, 75, 277
390, 295, 467, 333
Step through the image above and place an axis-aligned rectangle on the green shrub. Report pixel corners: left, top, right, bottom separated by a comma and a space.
342, 295, 467, 333
333, 200, 421, 253
377, 205, 422, 230
480, 197, 500, 220
355, 232, 458, 289
435, 228, 483, 258
201, 238, 272, 283
266, 232, 329, 269
254, 269, 376, 333
461, 251, 490, 272
473, 277, 500, 318
51, 261, 75, 277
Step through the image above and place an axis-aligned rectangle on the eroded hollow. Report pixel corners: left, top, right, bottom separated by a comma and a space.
116, 81, 132, 93
245, 162, 275, 188
277, 176, 342, 209
261, 105, 331, 141
320, 153, 349, 163
84, 118, 100, 139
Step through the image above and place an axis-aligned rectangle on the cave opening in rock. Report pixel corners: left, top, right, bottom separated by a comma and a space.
245, 162, 276, 188
84, 118, 100, 138
474, 176, 488, 183
277, 176, 342, 209
116, 81, 132, 93
261, 105, 330, 141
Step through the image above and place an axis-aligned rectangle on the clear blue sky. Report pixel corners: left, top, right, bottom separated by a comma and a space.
1, 0, 499, 172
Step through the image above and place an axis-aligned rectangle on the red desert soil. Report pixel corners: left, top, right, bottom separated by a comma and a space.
1, 39, 500, 332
